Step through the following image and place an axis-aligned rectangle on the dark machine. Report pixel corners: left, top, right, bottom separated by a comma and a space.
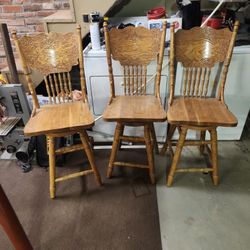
0, 84, 34, 171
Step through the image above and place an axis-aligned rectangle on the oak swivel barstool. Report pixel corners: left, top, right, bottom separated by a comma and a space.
102, 21, 167, 184
13, 25, 102, 199
161, 21, 239, 186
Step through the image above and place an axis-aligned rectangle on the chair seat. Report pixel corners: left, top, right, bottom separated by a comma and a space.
24, 101, 94, 136
167, 97, 237, 127
103, 96, 167, 122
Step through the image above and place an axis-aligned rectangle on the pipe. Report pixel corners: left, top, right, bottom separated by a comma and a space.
201, 0, 225, 27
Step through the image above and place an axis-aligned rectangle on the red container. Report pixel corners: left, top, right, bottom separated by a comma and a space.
147, 7, 166, 20
202, 16, 223, 29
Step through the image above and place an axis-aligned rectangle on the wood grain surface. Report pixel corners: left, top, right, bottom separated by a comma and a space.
24, 101, 94, 136
103, 96, 167, 122
167, 97, 237, 127
108, 26, 162, 66
14, 32, 79, 75
175, 26, 232, 68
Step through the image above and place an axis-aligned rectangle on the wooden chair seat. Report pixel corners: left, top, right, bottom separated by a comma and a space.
103, 96, 167, 122
167, 97, 237, 127
24, 101, 94, 136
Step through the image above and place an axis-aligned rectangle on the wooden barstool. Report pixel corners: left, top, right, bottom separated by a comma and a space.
12, 25, 102, 199
161, 21, 239, 186
102, 21, 167, 184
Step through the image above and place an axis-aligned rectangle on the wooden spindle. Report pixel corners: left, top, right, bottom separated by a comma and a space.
155, 20, 167, 99
67, 72, 73, 100
187, 67, 192, 96
135, 65, 138, 95
143, 65, 147, 94
204, 68, 211, 97
103, 22, 115, 99
123, 66, 127, 95
191, 68, 197, 97
63, 72, 69, 101
44, 76, 52, 104
48, 74, 56, 103
132, 66, 135, 95
58, 73, 65, 102
77, 24, 87, 102
200, 68, 207, 97
53, 73, 61, 103
128, 65, 131, 95
195, 68, 202, 97
183, 68, 187, 96
139, 65, 143, 95
219, 21, 239, 103
169, 23, 175, 105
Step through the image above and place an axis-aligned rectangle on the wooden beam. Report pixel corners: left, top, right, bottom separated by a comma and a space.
0, 185, 33, 250
0, 23, 20, 84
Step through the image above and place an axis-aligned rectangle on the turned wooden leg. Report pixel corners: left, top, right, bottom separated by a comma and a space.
200, 130, 206, 154
118, 124, 124, 151
145, 124, 155, 184
161, 124, 176, 156
80, 130, 102, 186
167, 127, 187, 187
107, 123, 123, 178
149, 123, 159, 154
48, 136, 56, 199
210, 128, 219, 186
0, 185, 33, 250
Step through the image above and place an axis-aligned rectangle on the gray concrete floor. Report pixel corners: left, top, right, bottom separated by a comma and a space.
156, 129, 250, 250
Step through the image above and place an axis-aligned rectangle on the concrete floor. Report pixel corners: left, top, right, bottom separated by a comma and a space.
155, 132, 250, 250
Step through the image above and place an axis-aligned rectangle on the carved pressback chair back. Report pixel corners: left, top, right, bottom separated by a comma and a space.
104, 22, 167, 98
169, 22, 239, 105
12, 25, 87, 110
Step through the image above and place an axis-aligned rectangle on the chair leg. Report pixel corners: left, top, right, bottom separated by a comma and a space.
149, 123, 159, 154
161, 124, 176, 156
107, 122, 123, 178
167, 127, 187, 187
145, 124, 155, 184
48, 136, 56, 199
79, 130, 102, 186
118, 124, 124, 150
200, 130, 206, 154
209, 128, 219, 185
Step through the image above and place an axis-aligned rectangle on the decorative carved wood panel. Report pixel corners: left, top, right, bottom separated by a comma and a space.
175, 27, 232, 68
18, 32, 79, 75
109, 26, 162, 66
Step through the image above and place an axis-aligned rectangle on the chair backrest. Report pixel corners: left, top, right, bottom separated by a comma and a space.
12, 25, 87, 110
168, 21, 239, 105
104, 21, 167, 99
